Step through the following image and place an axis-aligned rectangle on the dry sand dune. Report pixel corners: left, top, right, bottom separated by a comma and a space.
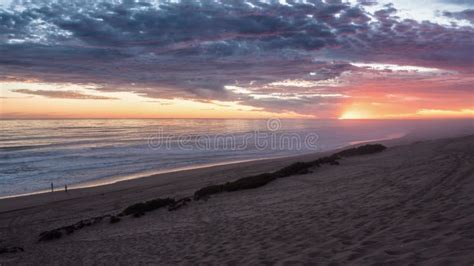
0, 135, 473, 265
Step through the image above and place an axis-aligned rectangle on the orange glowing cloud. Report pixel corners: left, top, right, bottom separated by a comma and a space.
0, 82, 312, 119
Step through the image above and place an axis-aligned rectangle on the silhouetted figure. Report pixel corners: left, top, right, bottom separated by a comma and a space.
51, 182, 54, 193
65, 185, 68, 193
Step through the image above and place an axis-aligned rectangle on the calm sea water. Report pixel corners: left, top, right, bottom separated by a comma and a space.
0, 119, 472, 197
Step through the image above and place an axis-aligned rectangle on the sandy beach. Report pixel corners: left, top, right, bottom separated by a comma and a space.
0, 134, 473, 265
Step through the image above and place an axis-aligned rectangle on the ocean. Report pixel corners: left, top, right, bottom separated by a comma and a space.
0, 119, 472, 197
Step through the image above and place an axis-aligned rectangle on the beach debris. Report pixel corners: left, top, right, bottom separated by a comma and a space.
274, 161, 315, 177
194, 155, 342, 200
0, 246, 24, 254
38, 198, 175, 241
224, 173, 277, 192
120, 197, 175, 217
168, 197, 192, 211
38, 215, 110, 242
192, 146, 386, 201
334, 144, 386, 157
39, 229, 62, 241
109, 216, 121, 224
194, 185, 225, 200
133, 212, 145, 218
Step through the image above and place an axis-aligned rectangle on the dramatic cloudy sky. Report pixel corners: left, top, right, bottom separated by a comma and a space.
0, 0, 473, 118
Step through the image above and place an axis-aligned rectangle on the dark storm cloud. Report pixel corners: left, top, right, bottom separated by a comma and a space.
12, 89, 118, 99
438, 0, 474, 6
443, 9, 474, 23
0, 1, 367, 96
357, 0, 378, 6
0, 0, 473, 115
332, 5, 474, 72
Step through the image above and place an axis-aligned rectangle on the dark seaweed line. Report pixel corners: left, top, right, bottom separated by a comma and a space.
37, 144, 386, 242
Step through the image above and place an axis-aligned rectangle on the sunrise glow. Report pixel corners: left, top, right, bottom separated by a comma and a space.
0, 0, 473, 119
339, 111, 371, 120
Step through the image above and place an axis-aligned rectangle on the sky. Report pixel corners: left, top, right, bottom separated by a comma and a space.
0, 0, 473, 119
